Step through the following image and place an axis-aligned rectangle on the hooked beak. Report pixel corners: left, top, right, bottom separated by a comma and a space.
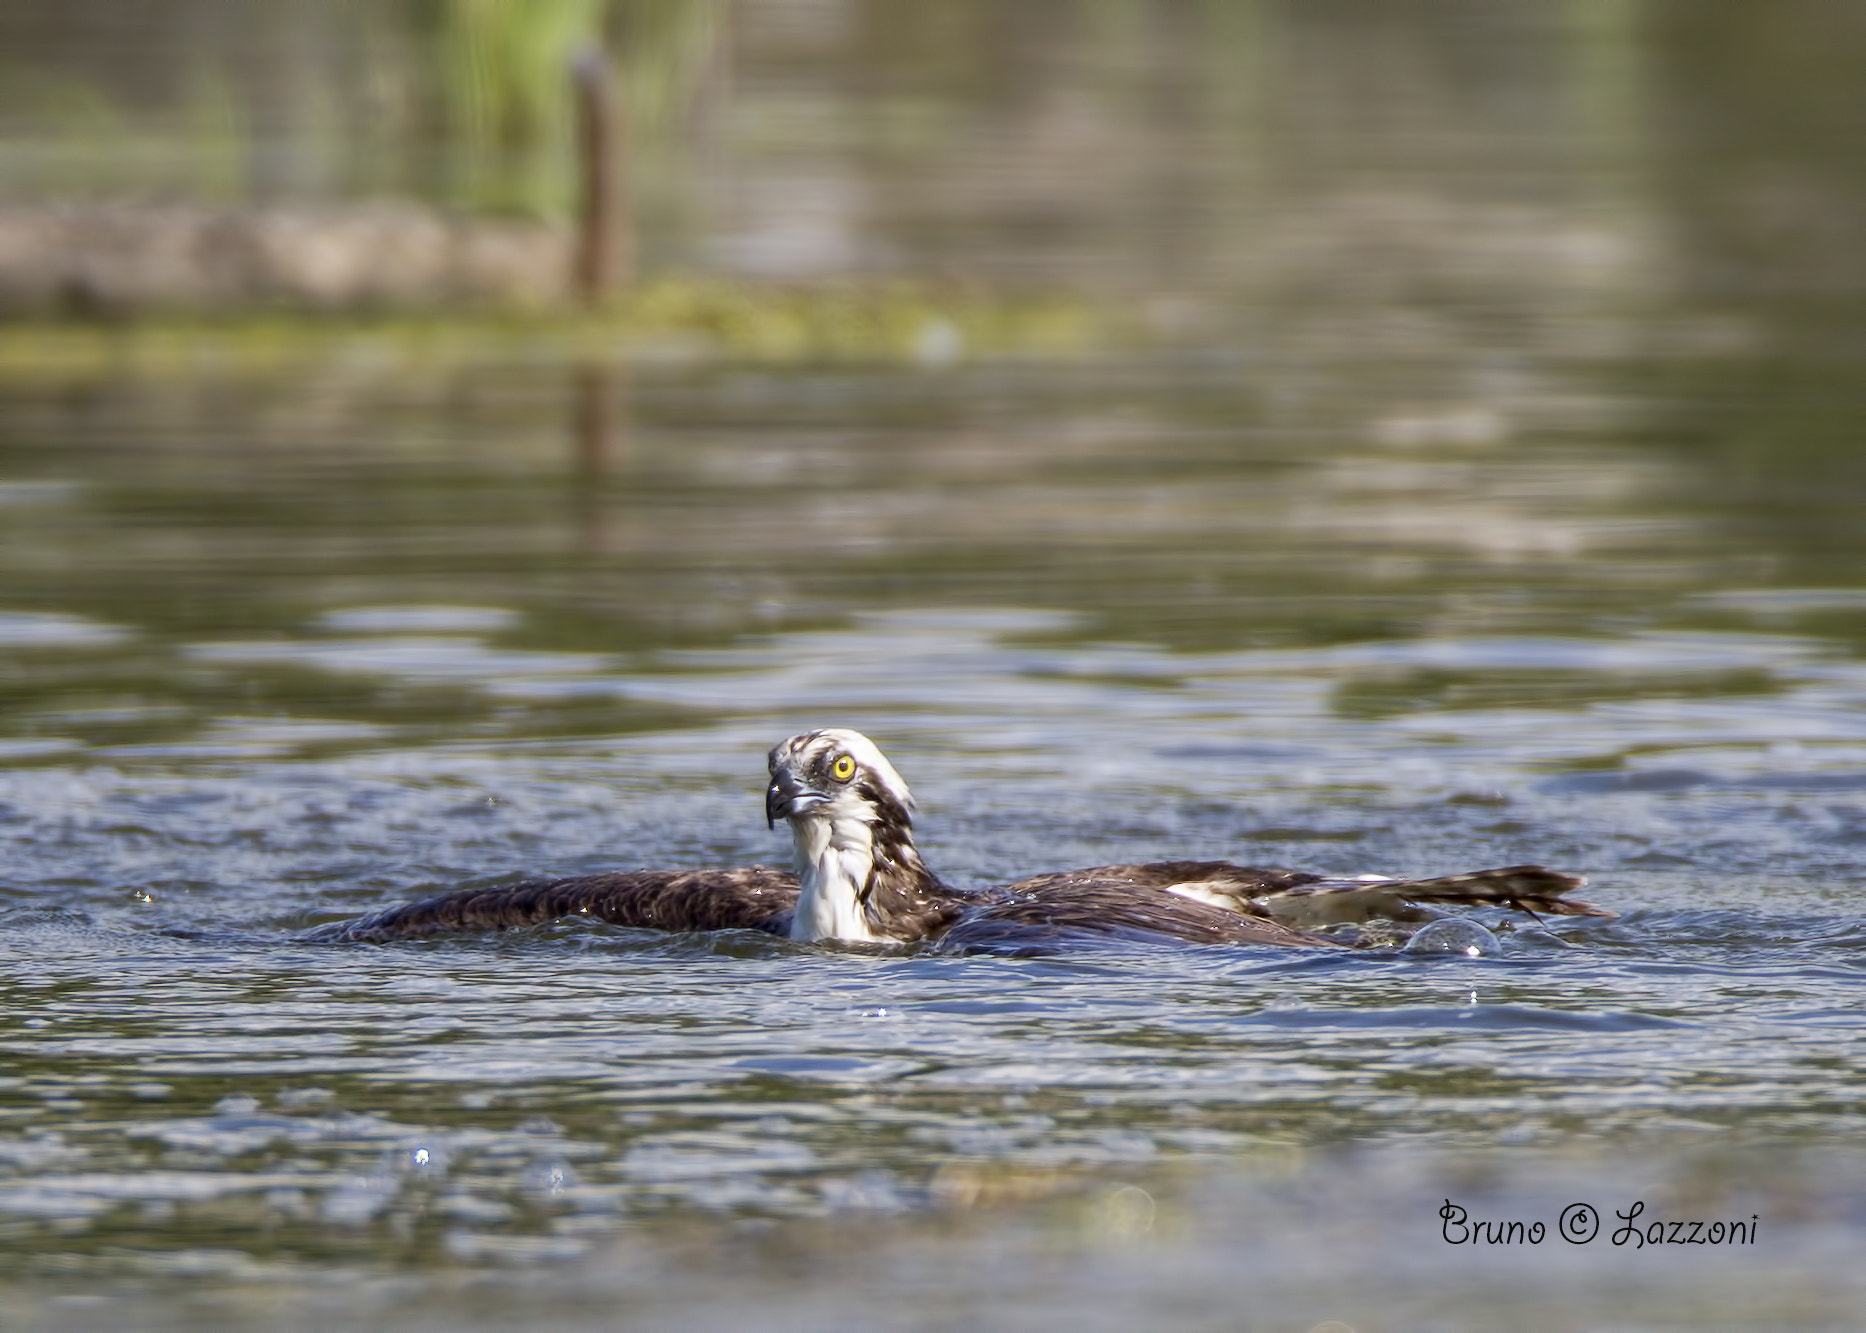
765, 765, 824, 829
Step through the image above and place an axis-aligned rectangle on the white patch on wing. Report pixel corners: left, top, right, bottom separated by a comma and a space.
1164, 883, 1248, 912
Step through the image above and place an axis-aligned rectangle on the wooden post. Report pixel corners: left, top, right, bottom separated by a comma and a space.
571, 46, 629, 303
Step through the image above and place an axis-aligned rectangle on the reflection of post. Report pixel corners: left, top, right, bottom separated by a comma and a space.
572, 360, 627, 553
571, 47, 630, 303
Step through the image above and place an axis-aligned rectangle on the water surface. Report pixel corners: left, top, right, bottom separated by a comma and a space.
6, 3, 1866, 1330
3, 340, 1864, 1328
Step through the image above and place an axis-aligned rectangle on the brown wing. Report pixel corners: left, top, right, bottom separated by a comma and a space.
295, 866, 800, 944
939, 876, 1345, 954
1252, 864, 1611, 927
1009, 859, 1606, 928
1008, 860, 1328, 899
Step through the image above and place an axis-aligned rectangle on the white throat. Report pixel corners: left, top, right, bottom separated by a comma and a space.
787, 807, 885, 943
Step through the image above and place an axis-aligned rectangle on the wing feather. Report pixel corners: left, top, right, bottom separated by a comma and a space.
1006, 860, 1327, 899
942, 877, 1345, 953
295, 867, 799, 943
999, 860, 1608, 933
1249, 864, 1611, 927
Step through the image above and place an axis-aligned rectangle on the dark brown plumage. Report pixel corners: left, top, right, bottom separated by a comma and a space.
943, 875, 1341, 952
1009, 861, 1608, 928
295, 866, 801, 944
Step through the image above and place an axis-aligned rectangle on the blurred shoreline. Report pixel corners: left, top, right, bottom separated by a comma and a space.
0, 201, 570, 318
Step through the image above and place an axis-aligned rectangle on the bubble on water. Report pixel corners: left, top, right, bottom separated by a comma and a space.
1403, 918, 1503, 957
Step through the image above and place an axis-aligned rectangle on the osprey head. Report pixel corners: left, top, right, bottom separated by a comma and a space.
765, 727, 914, 833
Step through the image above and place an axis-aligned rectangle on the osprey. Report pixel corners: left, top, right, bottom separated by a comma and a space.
302, 727, 1610, 949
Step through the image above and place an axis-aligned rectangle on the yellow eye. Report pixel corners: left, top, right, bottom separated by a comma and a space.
831, 754, 857, 782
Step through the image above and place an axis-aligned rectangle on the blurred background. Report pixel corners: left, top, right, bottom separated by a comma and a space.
5, 3, 1866, 1330
0, 0, 1858, 316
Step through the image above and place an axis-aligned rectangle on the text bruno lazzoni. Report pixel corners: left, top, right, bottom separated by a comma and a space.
1440, 1199, 1759, 1249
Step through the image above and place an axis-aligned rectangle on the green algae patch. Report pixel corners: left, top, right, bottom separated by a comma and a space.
0, 275, 1116, 385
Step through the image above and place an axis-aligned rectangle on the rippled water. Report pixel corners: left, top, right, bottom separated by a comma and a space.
9, 4, 1866, 1329
3, 342, 1865, 1328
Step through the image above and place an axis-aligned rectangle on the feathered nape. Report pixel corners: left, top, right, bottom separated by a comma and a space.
850, 780, 960, 941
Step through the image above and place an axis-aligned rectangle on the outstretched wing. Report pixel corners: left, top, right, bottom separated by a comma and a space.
1005, 860, 1610, 930
940, 875, 1346, 953
295, 866, 800, 943
1249, 864, 1609, 928
1008, 860, 1328, 902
